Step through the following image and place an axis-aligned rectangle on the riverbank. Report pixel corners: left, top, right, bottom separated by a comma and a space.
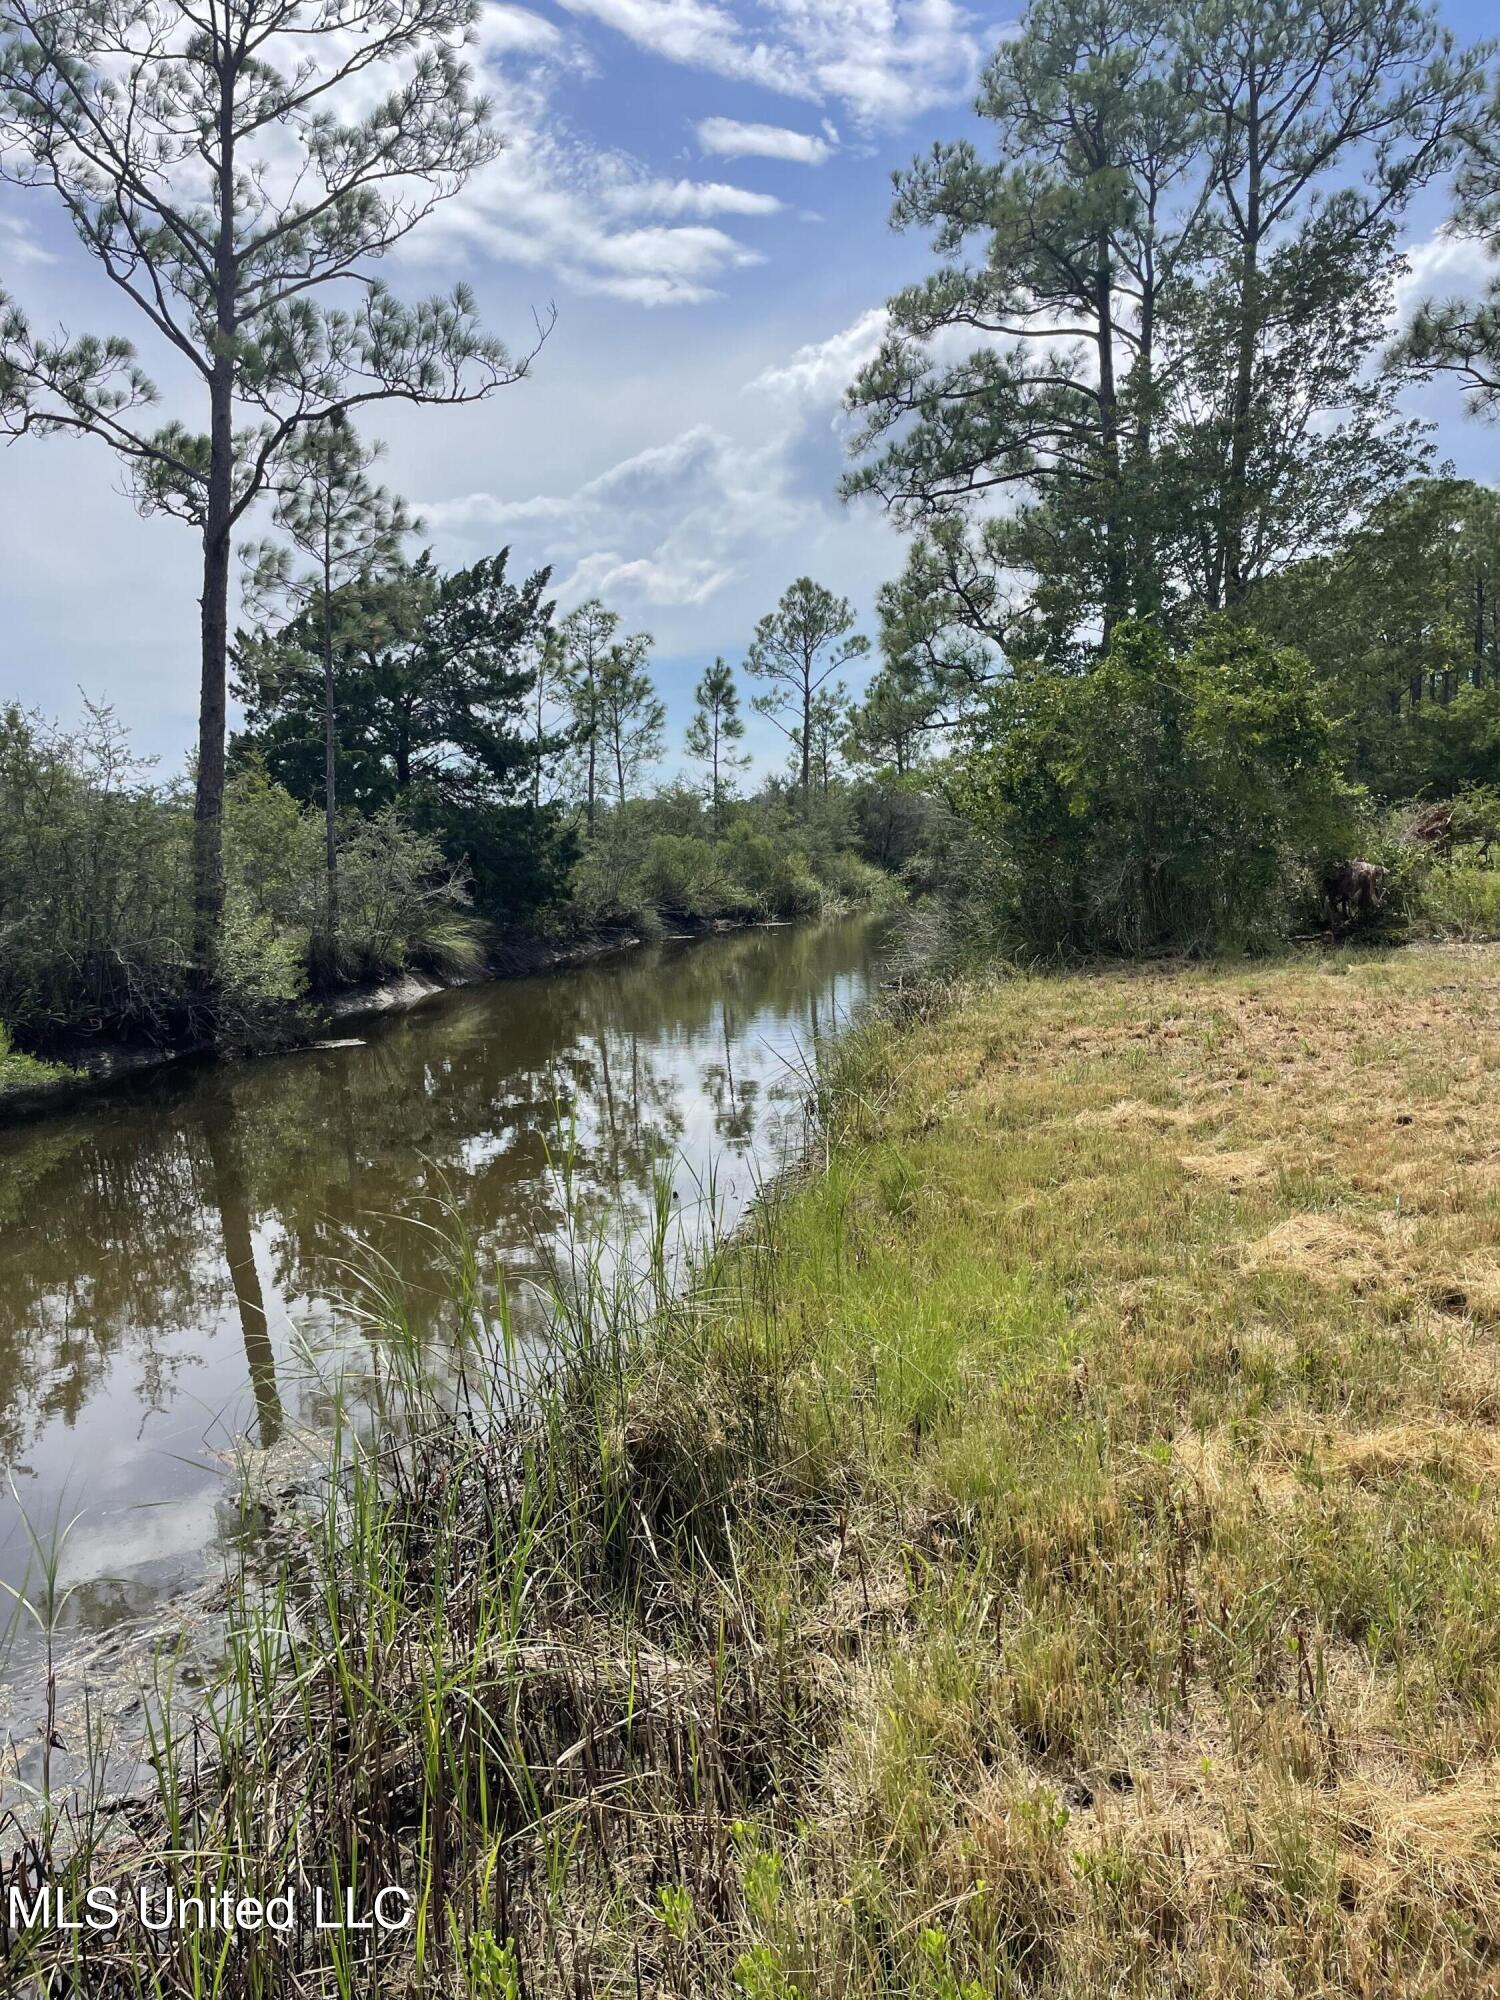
0, 913, 781, 1124
11, 942, 1500, 1995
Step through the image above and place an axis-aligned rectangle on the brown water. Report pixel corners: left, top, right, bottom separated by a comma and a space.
0, 918, 885, 1764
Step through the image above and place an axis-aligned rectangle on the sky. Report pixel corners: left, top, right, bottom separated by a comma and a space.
0, 0, 1496, 786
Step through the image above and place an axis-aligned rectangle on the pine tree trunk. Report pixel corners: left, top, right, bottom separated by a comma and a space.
193, 368, 233, 985
192, 57, 237, 991
1094, 239, 1126, 643
322, 583, 339, 959
586, 674, 597, 835
800, 671, 811, 803
1223, 85, 1263, 609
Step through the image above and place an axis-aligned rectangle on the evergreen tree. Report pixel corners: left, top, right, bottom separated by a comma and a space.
846, 652, 938, 776
844, 0, 1482, 661
746, 580, 869, 803
1400, 74, 1500, 419
598, 636, 665, 806
0, 0, 540, 980
557, 600, 618, 834
241, 415, 412, 956
684, 658, 748, 823
234, 551, 572, 916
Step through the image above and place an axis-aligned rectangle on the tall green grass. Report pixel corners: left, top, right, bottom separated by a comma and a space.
0, 1086, 871, 1996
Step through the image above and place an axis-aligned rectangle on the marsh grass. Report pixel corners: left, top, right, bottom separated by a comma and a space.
9, 945, 1500, 1994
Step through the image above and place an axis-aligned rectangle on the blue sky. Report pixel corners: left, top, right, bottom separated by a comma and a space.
0, 0, 1496, 785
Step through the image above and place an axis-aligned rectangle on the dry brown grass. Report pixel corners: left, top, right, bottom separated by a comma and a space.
732, 944, 1500, 1996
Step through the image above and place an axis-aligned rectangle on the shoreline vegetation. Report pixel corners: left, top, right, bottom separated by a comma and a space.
10, 940, 1500, 1994
0, 908, 852, 1124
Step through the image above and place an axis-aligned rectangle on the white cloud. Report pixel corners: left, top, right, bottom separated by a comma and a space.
752, 305, 889, 404
552, 0, 816, 96
562, 0, 981, 125
768, 0, 982, 124
600, 175, 783, 217
695, 117, 833, 164
1394, 227, 1494, 319
421, 308, 898, 624
472, 4, 569, 56
0, 211, 55, 267
409, 53, 773, 305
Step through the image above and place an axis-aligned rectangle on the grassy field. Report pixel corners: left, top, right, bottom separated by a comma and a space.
12, 942, 1500, 1996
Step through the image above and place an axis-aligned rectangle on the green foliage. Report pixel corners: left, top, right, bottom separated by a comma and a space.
953, 620, 1353, 954
0, 702, 193, 1040
685, 657, 749, 819
1415, 861, 1500, 940
746, 579, 869, 801
1253, 479, 1500, 799
234, 547, 574, 921
1397, 70, 1500, 419
843, 0, 1482, 667
562, 788, 896, 933
0, 710, 479, 1050
0, 1022, 74, 1090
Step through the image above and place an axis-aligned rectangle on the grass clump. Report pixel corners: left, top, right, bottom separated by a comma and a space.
0, 1023, 74, 1092
11, 945, 1500, 1994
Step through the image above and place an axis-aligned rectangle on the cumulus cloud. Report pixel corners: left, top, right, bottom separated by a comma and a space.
752, 305, 890, 404
395, 0, 981, 305
407, 43, 776, 305
1394, 226, 1495, 319
421, 306, 895, 622
695, 117, 833, 163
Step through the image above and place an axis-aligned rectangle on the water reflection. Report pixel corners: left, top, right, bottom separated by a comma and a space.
0, 919, 883, 1726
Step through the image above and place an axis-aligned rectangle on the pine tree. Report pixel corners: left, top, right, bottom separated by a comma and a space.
746, 580, 868, 804
241, 415, 412, 961
557, 600, 618, 835
0, 0, 543, 983
599, 637, 664, 806
684, 658, 748, 824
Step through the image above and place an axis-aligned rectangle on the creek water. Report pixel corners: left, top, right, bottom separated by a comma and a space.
0, 917, 887, 1781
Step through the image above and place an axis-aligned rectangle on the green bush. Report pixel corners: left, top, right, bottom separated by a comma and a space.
225, 770, 483, 987
953, 619, 1355, 956
638, 833, 736, 919
1415, 862, 1500, 939
0, 710, 481, 1049
0, 702, 193, 1041
0, 1022, 74, 1089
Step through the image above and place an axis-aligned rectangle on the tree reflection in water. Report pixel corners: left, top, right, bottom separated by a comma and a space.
0, 918, 885, 1699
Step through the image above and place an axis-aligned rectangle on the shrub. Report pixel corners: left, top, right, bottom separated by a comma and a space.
638, 834, 735, 919
1415, 862, 1500, 939
334, 809, 482, 981
0, 711, 482, 1049
0, 702, 193, 1042
953, 619, 1356, 956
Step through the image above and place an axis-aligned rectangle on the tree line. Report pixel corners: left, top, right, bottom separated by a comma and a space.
7, 0, 1500, 1008
832, 0, 1500, 953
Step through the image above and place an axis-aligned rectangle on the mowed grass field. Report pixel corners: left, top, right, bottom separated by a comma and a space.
710, 943, 1500, 1995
